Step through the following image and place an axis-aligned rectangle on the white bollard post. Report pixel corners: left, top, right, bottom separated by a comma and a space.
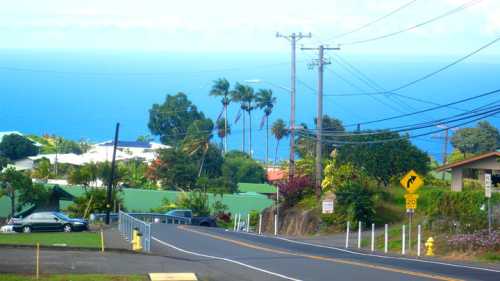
371, 223, 375, 252
417, 224, 421, 257
402, 224, 406, 255
258, 214, 262, 235
237, 213, 241, 232
384, 224, 388, 253
246, 214, 250, 232
345, 221, 350, 248
274, 214, 278, 236
358, 221, 362, 249
233, 214, 238, 231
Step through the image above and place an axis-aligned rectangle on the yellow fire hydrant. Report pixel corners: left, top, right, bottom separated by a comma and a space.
425, 237, 434, 256
131, 228, 143, 251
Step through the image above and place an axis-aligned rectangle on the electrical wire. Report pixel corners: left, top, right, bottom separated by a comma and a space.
338, 0, 484, 46
325, 0, 419, 41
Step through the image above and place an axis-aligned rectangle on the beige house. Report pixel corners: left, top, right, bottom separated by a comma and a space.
436, 151, 500, 191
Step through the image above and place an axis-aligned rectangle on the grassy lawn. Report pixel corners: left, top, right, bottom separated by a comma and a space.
0, 274, 147, 281
0, 232, 101, 248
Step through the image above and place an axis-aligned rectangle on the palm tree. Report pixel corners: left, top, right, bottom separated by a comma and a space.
216, 118, 230, 150
271, 119, 289, 164
210, 78, 231, 153
182, 119, 214, 177
256, 89, 277, 165
231, 83, 255, 154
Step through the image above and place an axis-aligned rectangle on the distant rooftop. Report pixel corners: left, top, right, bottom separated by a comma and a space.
238, 183, 276, 194
100, 140, 152, 148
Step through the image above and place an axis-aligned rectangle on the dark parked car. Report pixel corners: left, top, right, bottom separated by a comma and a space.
12, 212, 88, 233
165, 209, 217, 227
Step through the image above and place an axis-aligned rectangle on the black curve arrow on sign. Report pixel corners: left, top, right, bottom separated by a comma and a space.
407, 176, 417, 188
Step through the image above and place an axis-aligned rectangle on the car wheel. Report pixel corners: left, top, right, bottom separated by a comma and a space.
63, 224, 72, 233
22, 226, 31, 233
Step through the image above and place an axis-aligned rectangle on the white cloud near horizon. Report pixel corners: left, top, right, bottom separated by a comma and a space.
0, 0, 499, 55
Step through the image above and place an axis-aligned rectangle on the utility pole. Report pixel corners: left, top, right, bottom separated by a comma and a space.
276, 32, 311, 180
105, 123, 120, 225
433, 124, 454, 180
302, 45, 340, 199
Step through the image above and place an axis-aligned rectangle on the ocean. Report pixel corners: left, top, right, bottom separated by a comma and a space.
0, 49, 499, 163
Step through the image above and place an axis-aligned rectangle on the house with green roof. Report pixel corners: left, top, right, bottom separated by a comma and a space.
237, 183, 277, 195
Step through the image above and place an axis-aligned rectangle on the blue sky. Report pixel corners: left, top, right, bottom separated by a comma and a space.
1, 0, 499, 56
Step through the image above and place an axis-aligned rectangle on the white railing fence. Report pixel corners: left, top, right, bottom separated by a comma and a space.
118, 211, 151, 253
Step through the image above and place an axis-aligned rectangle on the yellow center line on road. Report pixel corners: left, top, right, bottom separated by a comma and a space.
178, 226, 463, 281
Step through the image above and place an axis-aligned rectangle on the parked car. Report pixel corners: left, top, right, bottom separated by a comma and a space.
12, 212, 88, 233
165, 209, 217, 227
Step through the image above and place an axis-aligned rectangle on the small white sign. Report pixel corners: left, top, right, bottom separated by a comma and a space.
322, 199, 334, 214
485, 173, 492, 198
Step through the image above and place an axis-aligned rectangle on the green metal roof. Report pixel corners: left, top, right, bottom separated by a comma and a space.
238, 182, 277, 194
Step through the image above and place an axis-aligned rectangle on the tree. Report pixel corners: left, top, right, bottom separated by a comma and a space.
256, 89, 277, 165
31, 158, 53, 180
210, 78, 231, 153
296, 115, 345, 159
0, 168, 32, 217
136, 135, 153, 142
121, 160, 149, 188
67, 188, 123, 218
231, 83, 255, 154
271, 119, 289, 164
182, 118, 215, 177
337, 131, 430, 187
216, 118, 230, 149
154, 148, 198, 190
451, 120, 500, 155
176, 189, 210, 216
0, 156, 10, 170
148, 93, 205, 147
221, 151, 265, 188
0, 134, 38, 161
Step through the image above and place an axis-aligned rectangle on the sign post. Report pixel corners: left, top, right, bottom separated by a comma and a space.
485, 173, 492, 235
400, 170, 424, 254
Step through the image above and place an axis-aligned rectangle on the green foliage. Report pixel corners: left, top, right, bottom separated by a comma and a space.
451, 120, 500, 155
337, 131, 430, 187
296, 115, 345, 158
423, 188, 499, 233
120, 160, 150, 188
67, 188, 123, 218
148, 92, 205, 147
150, 197, 177, 213
221, 151, 265, 187
18, 183, 52, 210
31, 158, 53, 180
176, 189, 210, 216
0, 156, 10, 170
0, 168, 33, 217
154, 148, 198, 190
27, 135, 90, 155
271, 119, 289, 163
0, 134, 38, 160
211, 197, 228, 215
332, 182, 375, 227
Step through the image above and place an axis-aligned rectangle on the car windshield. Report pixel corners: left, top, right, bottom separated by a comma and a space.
54, 212, 71, 220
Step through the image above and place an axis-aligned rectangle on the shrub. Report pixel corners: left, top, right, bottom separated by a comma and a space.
447, 230, 500, 252
278, 176, 313, 207
333, 182, 375, 227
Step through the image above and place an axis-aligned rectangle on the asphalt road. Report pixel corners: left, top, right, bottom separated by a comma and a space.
151, 224, 500, 281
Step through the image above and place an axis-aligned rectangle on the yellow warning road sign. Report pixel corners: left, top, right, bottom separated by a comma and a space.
404, 193, 419, 209
400, 170, 424, 194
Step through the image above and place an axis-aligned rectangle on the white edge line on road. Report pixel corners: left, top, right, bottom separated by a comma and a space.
231, 230, 500, 274
151, 236, 302, 281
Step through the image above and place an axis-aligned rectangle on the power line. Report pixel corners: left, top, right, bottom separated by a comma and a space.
326, 35, 500, 97
296, 109, 498, 145
340, 88, 500, 127
339, 0, 484, 46
325, 0, 419, 41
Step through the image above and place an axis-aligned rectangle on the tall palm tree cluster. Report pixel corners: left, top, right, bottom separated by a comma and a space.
210, 78, 287, 164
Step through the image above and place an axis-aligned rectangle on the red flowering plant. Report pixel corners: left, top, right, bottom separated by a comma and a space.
278, 176, 313, 207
